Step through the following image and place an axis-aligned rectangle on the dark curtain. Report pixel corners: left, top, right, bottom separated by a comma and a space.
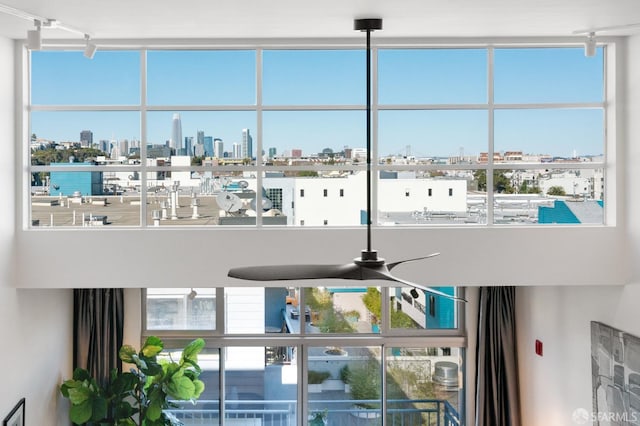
73, 289, 125, 386
475, 286, 521, 426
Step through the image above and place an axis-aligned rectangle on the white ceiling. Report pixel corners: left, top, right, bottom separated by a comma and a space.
0, 0, 640, 41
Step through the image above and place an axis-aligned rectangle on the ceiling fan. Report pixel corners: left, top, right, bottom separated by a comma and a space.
228, 18, 466, 303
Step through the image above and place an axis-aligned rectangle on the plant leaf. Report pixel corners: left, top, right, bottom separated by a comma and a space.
167, 375, 196, 400
119, 345, 137, 363
132, 354, 148, 370
142, 336, 164, 357
181, 338, 205, 363
146, 393, 163, 421
67, 386, 92, 405
192, 379, 205, 398
69, 399, 93, 424
72, 368, 92, 382
91, 396, 108, 421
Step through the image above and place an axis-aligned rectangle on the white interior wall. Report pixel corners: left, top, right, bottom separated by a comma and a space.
516, 285, 628, 425
516, 33, 640, 426
16, 226, 625, 288
0, 38, 73, 425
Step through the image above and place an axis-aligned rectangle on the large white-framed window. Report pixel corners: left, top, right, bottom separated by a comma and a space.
26, 42, 609, 229
142, 286, 466, 425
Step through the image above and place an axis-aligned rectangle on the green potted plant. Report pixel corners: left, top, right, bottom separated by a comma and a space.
339, 364, 352, 393
307, 370, 331, 393
308, 409, 328, 426
60, 336, 205, 425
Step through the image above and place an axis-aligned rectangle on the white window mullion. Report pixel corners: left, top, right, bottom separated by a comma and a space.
487, 47, 495, 226
140, 49, 148, 227
256, 48, 264, 228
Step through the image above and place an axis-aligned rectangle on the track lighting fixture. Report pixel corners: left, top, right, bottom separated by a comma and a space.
0, 2, 93, 54
584, 32, 596, 57
83, 34, 97, 59
26, 19, 41, 50
188, 288, 197, 300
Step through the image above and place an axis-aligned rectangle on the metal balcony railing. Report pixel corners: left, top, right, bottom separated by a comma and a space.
167, 398, 460, 426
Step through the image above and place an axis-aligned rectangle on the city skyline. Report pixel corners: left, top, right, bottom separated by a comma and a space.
29, 47, 605, 158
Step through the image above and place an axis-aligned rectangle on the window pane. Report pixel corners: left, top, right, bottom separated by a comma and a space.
225, 287, 298, 335
308, 346, 381, 423
494, 47, 604, 104
145, 180, 223, 227
147, 111, 256, 163
263, 170, 366, 227
304, 287, 379, 334
31, 51, 140, 105
263, 111, 365, 164
491, 168, 604, 225
494, 108, 604, 159
378, 48, 487, 104
263, 49, 364, 105
391, 287, 458, 330
31, 111, 141, 163
225, 346, 298, 424
386, 347, 462, 425
378, 169, 487, 225
147, 50, 255, 105
378, 110, 488, 161
146, 288, 216, 330
31, 170, 141, 227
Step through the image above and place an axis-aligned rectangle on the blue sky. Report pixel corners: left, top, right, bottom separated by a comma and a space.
30, 47, 604, 158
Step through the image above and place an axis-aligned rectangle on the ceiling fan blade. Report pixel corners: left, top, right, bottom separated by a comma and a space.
378, 271, 467, 303
387, 253, 440, 271
228, 263, 360, 281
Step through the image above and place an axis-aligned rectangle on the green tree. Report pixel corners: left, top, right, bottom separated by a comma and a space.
306, 288, 354, 333
191, 155, 205, 166
31, 147, 107, 166
547, 186, 566, 196
474, 170, 515, 193
349, 360, 380, 409
519, 181, 540, 194
362, 288, 382, 324
362, 288, 418, 329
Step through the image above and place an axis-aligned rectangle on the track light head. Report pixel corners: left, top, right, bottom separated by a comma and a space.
585, 32, 597, 57
83, 34, 97, 59
188, 288, 197, 300
27, 19, 42, 50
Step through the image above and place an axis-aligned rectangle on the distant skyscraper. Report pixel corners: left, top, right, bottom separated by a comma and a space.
291, 149, 302, 158
184, 136, 194, 157
170, 113, 182, 152
268, 147, 277, 158
214, 138, 224, 158
197, 130, 205, 146
119, 139, 129, 157
233, 142, 242, 158
80, 130, 93, 147
242, 129, 252, 159
204, 136, 213, 157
